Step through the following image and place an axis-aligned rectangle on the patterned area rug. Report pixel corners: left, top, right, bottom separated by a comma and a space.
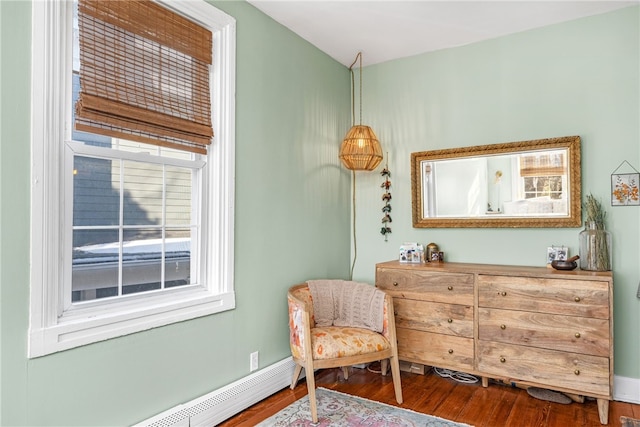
256, 387, 472, 426
621, 416, 640, 427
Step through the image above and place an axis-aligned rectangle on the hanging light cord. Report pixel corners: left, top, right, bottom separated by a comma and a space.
350, 170, 357, 280
347, 52, 363, 280
348, 52, 363, 126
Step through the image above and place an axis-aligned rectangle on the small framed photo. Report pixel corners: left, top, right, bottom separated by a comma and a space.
547, 246, 568, 265
400, 243, 424, 263
611, 173, 640, 206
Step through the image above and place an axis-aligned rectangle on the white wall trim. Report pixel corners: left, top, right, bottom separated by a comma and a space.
614, 375, 640, 404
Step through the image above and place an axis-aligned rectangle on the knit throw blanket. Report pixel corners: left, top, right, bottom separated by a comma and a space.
307, 280, 385, 333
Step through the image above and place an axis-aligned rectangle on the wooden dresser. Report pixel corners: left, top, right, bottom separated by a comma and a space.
376, 260, 614, 424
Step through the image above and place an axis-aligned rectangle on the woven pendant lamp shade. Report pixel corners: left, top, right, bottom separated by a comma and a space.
339, 125, 383, 171
340, 52, 382, 172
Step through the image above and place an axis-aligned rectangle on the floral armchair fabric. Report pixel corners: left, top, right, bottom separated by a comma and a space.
288, 286, 393, 361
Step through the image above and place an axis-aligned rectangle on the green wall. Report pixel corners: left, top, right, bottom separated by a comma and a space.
1, 1, 639, 425
0, 1, 352, 425
351, 5, 640, 379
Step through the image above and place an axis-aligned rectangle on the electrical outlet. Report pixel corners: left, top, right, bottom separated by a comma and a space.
250, 351, 259, 372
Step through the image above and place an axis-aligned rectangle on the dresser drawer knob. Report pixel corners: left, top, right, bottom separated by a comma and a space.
500, 357, 506, 363
448, 349, 454, 354
574, 296, 581, 302
500, 324, 506, 330
447, 318, 453, 323
574, 369, 580, 375
447, 286, 453, 291
393, 282, 399, 287
575, 332, 581, 338
500, 291, 507, 297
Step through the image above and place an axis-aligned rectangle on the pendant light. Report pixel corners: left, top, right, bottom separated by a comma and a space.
339, 52, 383, 280
339, 52, 383, 171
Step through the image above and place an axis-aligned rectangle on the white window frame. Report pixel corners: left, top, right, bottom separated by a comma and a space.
28, 0, 236, 358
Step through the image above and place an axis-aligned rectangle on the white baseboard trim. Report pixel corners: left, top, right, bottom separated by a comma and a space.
136, 357, 299, 427
614, 375, 640, 404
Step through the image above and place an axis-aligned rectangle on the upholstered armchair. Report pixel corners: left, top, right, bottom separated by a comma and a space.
287, 280, 403, 423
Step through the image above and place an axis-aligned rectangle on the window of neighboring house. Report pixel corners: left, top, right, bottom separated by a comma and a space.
29, 0, 236, 358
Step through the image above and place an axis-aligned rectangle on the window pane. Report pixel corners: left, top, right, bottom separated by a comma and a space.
72, 229, 119, 302
123, 160, 163, 226
524, 176, 563, 199
73, 156, 120, 226
71, 155, 195, 302
166, 166, 192, 226
165, 229, 192, 288
122, 229, 162, 294
114, 138, 194, 161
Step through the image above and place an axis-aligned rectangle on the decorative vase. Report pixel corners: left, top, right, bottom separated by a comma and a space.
579, 221, 612, 271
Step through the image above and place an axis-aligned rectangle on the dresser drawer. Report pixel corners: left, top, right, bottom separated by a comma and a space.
477, 341, 610, 397
478, 308, 610, 357
377, 268, 473, 305
478, 275, 609, 319
396, 328, 474, 370
394, 299, 473, 338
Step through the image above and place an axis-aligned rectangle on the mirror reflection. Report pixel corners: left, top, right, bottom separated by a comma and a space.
411, 136, 581, 228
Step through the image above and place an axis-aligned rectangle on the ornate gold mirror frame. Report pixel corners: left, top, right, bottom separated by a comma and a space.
411, 136, 581, 228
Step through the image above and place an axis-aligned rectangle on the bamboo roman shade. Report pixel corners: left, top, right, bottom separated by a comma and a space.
75, 0, 213, 154
520, 152, 566, 177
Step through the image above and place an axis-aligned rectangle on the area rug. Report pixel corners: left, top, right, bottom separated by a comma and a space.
256, 387, 472, 426
621, 416, 640, 427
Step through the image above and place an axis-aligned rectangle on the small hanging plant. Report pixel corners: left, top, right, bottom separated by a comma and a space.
380, 158, 391, 241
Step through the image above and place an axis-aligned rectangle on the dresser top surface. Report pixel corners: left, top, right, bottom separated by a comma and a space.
376, 260, 613, 282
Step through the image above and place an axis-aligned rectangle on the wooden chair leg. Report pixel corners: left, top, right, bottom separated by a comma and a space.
342, 366, 349, 380
380, 358, 389, 376
290, 364, 303, 389
305, 363, 318, 423
389, 355, 403, 404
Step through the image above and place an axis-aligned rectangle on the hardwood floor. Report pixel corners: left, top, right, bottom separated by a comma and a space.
219, 364, 640, 427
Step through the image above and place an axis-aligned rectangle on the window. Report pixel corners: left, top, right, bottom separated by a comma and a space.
522, 175, 564, 199
29, 0, 236, 358
518, 151, 566, 201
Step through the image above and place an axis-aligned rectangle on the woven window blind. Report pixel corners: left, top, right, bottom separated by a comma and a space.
520, 153, 566, 177
75, 0, 213, 154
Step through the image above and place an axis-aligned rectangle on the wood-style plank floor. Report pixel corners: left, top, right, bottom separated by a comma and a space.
219, 364, 640, 427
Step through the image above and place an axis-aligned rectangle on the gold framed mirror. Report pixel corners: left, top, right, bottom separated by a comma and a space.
411, 136, 581, 228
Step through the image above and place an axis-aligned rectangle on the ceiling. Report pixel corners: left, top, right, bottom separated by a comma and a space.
247, 1, 638, 67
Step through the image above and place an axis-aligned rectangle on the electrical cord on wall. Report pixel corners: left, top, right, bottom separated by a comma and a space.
350, 170, 357, 280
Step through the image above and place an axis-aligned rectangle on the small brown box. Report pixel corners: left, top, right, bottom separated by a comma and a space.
399, 361, 426, 375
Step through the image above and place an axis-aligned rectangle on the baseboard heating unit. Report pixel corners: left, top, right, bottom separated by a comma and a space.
137, 357, 299, 427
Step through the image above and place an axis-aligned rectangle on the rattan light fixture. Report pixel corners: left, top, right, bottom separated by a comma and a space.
339, 52, 383, 171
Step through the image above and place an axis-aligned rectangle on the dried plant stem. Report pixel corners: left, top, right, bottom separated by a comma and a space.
584, 194, 607, 225
596, 233, 610, 270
